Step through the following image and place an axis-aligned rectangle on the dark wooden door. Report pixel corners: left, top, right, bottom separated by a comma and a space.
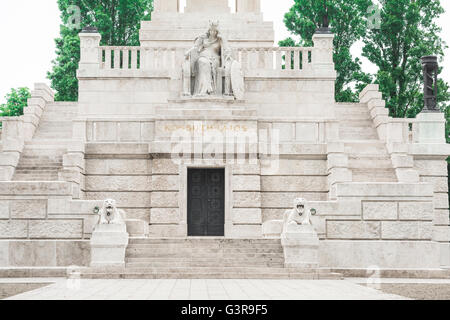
188, 168, 225, 236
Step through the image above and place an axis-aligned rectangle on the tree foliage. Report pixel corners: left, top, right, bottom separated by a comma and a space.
0, 87, 31, 117
48, 0, 153, 101
362, 0, 449, 118
281, 0, 373, 102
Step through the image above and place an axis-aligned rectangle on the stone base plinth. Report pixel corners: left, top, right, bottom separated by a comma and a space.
90, 224, 129, 267
281, 225, 319, 268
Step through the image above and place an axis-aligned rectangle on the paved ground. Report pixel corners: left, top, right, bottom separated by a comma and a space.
3, 278, 408, 300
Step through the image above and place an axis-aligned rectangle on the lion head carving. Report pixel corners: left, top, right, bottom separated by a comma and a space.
98, 199, 124, 225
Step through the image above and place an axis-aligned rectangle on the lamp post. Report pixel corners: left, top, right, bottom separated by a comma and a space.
316, 0, 331, 34
421, 55, 439, 113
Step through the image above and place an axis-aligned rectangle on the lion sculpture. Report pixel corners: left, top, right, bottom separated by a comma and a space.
98, 199, 125, 225
282, 198, 313, 233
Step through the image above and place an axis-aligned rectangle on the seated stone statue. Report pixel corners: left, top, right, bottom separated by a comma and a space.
282, 198, 312, 233
98, 199, 125, 225
182, 20, 244, 99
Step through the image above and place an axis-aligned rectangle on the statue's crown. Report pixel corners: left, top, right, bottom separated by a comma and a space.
209, 20, 219, 29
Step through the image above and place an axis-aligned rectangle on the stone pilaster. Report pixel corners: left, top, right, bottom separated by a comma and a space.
78, 29, 101, 75
312, 33, 336, 78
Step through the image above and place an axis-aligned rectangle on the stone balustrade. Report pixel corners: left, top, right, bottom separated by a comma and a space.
236, 47, 314, 72
97, 46, 315, 74
79, 28, 335, 80
100, 46, 142, 70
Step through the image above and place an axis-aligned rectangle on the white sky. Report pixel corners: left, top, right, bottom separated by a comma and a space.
0, 0, 448, 102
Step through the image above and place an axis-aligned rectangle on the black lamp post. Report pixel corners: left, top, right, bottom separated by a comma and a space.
81, 26, 99, 33
421, 56, 439, 113
316, 0, 331, 34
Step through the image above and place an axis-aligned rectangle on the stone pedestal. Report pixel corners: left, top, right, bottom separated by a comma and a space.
281, 224, 319, 268
90, 224, 129, 267
415, 112, 446, 144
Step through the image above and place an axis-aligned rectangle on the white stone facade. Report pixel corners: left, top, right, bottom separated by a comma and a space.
0, 0, 448, 274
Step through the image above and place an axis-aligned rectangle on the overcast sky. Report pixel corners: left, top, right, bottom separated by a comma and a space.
0, 0, 449, 102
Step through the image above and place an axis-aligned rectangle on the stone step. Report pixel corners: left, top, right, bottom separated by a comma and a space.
126, 253, 284, 266
26, 139, 72, 145
126, 247, 283, 255
77, 266, 342, 279
340, 127, 378, 140
335, 106, 371, 120
89, 266, 329, 274
344, 141, 388, 155
126, 261, 285, 268
348, 156, 393, 169
14, 169, 60, 174
15, 163, 62, 168
34, 133, 72, 140
78, 272, 341, 280
128, 238, 282, 245
12, 175, 59, 182
351, 168, 397, 182
339, 119, 374, 127
126, 252, 284, 259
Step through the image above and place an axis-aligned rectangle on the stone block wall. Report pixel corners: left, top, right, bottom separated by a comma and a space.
0, 240, 90, 267
84, 144, 152, 226
0, 182, 88, 240
261, 159, 328, 223
414, 159, 450, 266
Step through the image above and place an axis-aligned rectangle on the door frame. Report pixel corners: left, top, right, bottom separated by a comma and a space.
180, 163, 232, 238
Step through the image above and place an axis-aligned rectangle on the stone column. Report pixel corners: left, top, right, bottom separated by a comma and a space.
78, 27, 101, 74
154, 0, 179, 12
236, 0, 261, 13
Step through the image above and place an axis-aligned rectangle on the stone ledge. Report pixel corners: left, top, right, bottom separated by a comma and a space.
336, 183, 434, 198
409, 144, 450, 158
0, 182, 72, 196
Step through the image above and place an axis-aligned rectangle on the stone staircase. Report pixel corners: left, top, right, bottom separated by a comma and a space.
336, 103, 397, 183
78, 238, 342, 279
12, 102, 77, 181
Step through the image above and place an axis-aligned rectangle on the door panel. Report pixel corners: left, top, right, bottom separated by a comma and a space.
188, 169, 225, 236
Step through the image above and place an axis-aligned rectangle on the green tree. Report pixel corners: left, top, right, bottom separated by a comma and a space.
0, 87, 31, 117
280, 0, 373, 102
48, 0, 153, 101
362, 0, 449, 118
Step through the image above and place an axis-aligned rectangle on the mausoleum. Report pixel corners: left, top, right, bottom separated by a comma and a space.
0, 0, 449, 279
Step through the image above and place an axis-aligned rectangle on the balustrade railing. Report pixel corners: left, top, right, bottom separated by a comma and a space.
100, 46, 141, 70
99, 46, 315, 73
236, 47, 313, 72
